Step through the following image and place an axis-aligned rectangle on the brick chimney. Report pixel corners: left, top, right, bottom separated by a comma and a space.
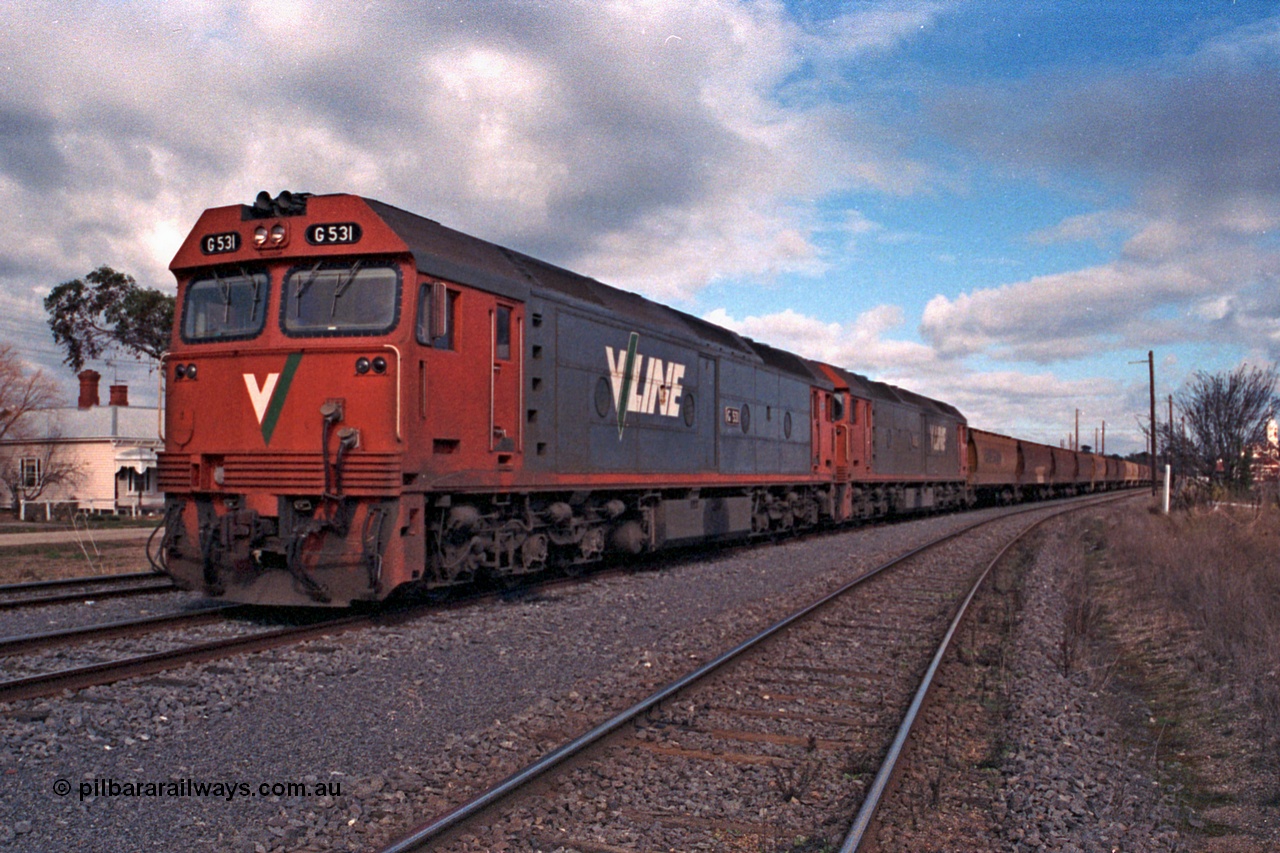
109, 384, 129, 407
77, 370, 101, 409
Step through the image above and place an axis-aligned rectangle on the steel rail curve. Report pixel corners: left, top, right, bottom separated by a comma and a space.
836, 489, 1135, 851
374, 491, 1132, 853
0, 560, 673, 703
0, 613, 376, 704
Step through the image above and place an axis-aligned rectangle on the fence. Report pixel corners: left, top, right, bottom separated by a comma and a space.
17, 495, 163, 520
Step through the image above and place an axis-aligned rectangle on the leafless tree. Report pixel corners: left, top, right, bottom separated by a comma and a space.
0, 344, 61, 441
1159, 364, 1279, 491
0, 428, 86, 515
0, 345, 84, 516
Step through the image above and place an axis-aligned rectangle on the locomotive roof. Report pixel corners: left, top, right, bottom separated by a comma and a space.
814, 362, 966, 423
364, 197, 829, 388
744, 339, 830, 385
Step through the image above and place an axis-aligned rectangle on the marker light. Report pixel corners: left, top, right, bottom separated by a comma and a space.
175, 364, 186, 379
372, 356, 387, 374
355, 357, 370, 375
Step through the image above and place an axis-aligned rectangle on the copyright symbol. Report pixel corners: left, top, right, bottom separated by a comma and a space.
53, 778, 71, 796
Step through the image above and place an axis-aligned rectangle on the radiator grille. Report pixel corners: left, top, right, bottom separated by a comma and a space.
157, 452, 401, 495
157, 453, 190, 492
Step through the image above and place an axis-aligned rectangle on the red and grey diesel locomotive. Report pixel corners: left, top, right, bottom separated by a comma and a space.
158, 191, 1148, 606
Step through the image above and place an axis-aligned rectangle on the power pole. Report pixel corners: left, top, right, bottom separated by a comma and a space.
1149, 351, 1157, 495
1075, 408, 1080, 452
1102, 420, 1106, 455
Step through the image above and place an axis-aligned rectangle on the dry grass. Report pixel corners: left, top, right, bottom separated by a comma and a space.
1107, 504, 1280, 760
0, 540, 152, 584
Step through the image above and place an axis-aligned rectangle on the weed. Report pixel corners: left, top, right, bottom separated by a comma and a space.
1055, 533, 1106, 676
774, 761, 818, 803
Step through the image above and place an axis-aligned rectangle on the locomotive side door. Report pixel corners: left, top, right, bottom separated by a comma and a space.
811, 389, 837, 473
490, 299, 523, 463
834, 394, 850, 479
699, 356, 717, 470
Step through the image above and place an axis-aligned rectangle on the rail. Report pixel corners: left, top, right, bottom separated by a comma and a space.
0, 574, 177, 611
836, 495, 1134, 850
375, 492, 1129, 853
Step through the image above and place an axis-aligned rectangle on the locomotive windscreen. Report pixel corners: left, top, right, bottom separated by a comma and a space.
282, 260, 401, 335
181, 267, 268, 341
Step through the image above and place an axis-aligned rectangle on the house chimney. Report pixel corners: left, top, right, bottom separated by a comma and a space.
77, 370, 101, 409
109, 384, 129, 407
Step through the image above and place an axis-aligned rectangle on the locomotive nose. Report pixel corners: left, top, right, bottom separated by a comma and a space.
160, 344, 403, 606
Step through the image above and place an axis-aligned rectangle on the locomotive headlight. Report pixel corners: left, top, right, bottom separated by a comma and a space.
253, 225, 268, 246
270, 224, 286, 245
213, 465, 225, 486
372, 356, 387, 374
355, 357, 370, 375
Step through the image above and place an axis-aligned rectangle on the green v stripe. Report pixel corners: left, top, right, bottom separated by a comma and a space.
617, 332, 638, 439
261, 353, 302, 445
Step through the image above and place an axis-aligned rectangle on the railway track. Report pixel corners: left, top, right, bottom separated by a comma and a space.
0, 555, 679, 704
0, 603, 245, 656
0, 609, 373, 704
374, 492, 1130, 852
0, 570, 177, 610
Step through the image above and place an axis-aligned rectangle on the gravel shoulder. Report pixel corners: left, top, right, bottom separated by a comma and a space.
9, 499, 1255, 853
0, 509, 1014, 853
870, 504, 1279, 853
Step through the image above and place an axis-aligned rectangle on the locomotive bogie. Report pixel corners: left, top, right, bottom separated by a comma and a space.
421, 484, 841, 587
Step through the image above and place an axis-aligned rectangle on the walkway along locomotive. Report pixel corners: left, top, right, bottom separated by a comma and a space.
158, 192, 1148, 606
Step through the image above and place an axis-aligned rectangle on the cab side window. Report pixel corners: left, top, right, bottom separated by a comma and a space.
495, 305, 511, 360
417, 282, 457, 350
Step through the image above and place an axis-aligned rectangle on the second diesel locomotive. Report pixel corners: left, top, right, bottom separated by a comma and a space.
158, 191, 1147, 606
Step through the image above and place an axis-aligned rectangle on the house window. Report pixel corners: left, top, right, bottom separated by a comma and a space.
19, 457, 40, 488
125, 468, 153, 494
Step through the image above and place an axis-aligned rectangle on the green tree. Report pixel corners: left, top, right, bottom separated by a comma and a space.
44, 266, 175, 372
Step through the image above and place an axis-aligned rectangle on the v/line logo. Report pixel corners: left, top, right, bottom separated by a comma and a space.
242, 353, 303, 445
605, 333, 686, 438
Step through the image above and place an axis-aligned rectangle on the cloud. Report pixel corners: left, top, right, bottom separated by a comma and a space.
921, 226, 1280, 363
0, 3, 942, 281
1027, 210, 1139, 246
0, 0, 953, 402
705, 303, 936, 374
918, 16, 1280, 368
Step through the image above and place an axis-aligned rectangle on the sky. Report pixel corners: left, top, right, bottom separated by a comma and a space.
2, 1, 1278, 455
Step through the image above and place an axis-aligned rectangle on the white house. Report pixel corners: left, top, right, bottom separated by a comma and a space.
0, 370, 164, 518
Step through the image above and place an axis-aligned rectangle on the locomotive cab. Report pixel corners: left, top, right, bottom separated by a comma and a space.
161, 193, 430, 605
